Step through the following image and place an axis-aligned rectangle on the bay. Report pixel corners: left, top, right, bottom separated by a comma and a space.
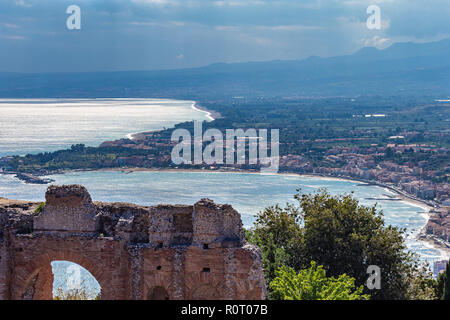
0, 170, 446, 263
0, 98, 446, 297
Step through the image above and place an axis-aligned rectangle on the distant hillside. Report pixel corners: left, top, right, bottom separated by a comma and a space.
1, 39, 450, 98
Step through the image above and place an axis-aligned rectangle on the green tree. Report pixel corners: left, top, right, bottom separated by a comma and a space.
436, 260, 450, 300
247, 189, 431, 300
296, 189, 419, 300
245, 229, 290, 289
250, 202, 303, 275
270, 261, 369, 300
405, 264, 437, 300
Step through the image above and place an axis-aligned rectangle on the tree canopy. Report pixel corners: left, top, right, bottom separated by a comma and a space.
270, 261, 369, 300
246, 188, 437, 300
436, 260, 450, 300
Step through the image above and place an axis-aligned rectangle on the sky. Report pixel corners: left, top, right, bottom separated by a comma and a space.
0, 0, 449, 72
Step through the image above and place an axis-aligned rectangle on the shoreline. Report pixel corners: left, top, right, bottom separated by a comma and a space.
126, 100, 219, 141
46, 166, 437, 209
5, 166, 436, 211
191, 102, 222, 120
2, 164, 449, 258
55, 167, 450, 258
296, 173, 436, 211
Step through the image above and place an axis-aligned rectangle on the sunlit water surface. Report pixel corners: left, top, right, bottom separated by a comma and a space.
0, 98, 210, 157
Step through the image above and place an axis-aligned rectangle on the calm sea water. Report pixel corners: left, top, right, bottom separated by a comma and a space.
0, 170, 444, 262
0, 98, 210, 157
0, 99, 446, 297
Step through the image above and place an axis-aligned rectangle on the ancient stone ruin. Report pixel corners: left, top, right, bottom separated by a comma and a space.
0, 185, 266, 300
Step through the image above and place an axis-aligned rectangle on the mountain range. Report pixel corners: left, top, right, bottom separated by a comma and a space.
1, 39, 449, 98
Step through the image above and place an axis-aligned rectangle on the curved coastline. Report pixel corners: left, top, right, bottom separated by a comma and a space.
70, 166, 435, 210
190, 102, 221, 121
126, 100, 217, 141
1, 98, 447, 259
17, 166, 442, 259
2, 161, 448, 259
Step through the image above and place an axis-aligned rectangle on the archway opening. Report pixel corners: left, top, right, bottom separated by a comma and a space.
147, 286, 169, 300
51, 261, 101, 300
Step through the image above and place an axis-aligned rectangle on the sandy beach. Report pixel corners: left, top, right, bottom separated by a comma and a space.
191, 102, 222, 120
125, 101, 218, 142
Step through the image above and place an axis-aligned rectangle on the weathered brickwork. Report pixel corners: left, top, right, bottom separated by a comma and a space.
0, 185, 266, 300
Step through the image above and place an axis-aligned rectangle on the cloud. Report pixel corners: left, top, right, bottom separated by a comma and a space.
254, 25, 324, 32
0, 0, 448, 72
2, 23, 20, 29
239, 33, 273, 46
363, 35, 390, 48
0, 33, 26, 40
213, 0, 265, 7
129, 20, 187, 28
131, 0, 174, 5
14, 0, 35, 8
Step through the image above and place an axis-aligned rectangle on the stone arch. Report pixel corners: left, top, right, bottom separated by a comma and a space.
185, 272, 223, 300
14, 250, 108, 300
0, 185, 266, 301
51, 261, 101, 299
22, 263, 53, 300
147, 286, 169, 300
144, 273, 175, 300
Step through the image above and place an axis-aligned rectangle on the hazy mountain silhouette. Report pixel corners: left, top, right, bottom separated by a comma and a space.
1, 38, 449, 98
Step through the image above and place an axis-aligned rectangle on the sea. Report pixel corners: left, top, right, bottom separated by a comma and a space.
0, 99, 447, 297
0, 98, 211, 157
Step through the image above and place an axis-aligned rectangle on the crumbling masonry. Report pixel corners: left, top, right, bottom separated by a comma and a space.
0, 185, 266, 300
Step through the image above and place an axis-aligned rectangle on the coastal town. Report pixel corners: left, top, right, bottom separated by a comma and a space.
279, 146, 449, 251
1, 123, 448, 253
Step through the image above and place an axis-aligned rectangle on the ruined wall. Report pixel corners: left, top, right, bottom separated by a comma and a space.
0, 235, 9, 300
34, 185, 98, 233
0, 185, 265, 300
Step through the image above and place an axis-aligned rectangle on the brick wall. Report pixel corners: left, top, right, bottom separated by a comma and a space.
0, 185, 265, 300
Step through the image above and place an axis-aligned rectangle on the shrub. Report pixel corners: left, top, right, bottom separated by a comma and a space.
34, 202, 45, 215
270, 261, 370, 300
